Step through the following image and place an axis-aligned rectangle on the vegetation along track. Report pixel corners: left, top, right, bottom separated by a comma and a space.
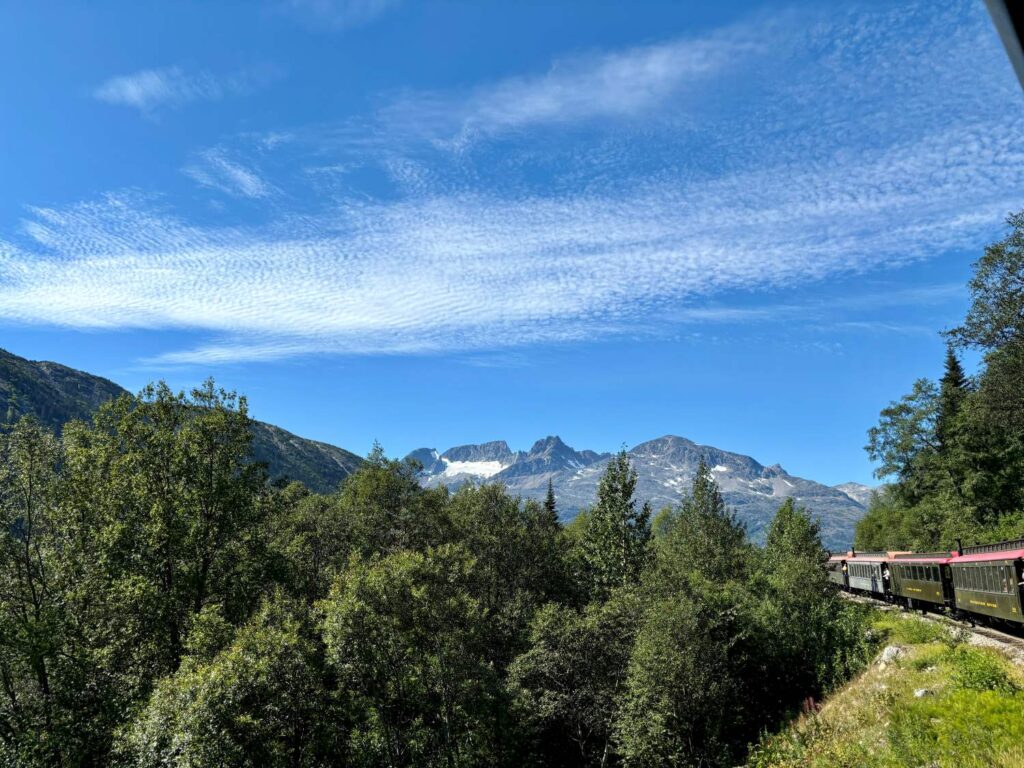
841, 591, 1024, 664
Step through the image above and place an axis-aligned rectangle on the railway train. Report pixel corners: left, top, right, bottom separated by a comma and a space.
827, 537, 1024, 627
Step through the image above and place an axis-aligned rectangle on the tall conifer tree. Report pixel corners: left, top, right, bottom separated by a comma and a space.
580, 450, 651, 601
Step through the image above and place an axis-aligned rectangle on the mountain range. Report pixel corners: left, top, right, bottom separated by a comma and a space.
407, 436, 872, 548
0, 346, 872, 547
0, 347, 362, 494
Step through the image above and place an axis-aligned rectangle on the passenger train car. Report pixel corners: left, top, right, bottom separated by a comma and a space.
828, 538, 1024, 628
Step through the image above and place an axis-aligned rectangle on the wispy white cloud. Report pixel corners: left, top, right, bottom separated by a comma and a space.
378, 24, 760, 147
0, 114, 1017, 364
183, 149, 275, 198
93, 65, 279, 113
277, 0, 400, 30
4, 1, 1021, 365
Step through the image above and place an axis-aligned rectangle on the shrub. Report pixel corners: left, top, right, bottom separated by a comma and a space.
948, 646, 1018, 694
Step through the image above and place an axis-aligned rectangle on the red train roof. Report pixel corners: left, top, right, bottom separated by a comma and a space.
950, 549, 1024, 564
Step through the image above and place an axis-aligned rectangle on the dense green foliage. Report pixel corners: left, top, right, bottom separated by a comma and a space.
749, 611, 1024, 768
857, 212, 1024, 550
0, 382, 865, 766
0, 346, 363, 494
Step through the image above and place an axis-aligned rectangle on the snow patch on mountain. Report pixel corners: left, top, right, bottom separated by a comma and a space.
405, 435, 867, 549
441, 459, 508, 479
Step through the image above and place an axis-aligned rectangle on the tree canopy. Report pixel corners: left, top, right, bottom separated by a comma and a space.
0, 380, 866, 767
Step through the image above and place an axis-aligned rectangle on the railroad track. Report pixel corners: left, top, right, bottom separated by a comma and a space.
840, 591, 1024, 663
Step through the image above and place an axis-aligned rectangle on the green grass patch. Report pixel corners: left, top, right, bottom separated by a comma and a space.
870, 611, 951, 646
947, 645, 1019, 694
747, 610, 1024, 768
888, 688, 1024, 768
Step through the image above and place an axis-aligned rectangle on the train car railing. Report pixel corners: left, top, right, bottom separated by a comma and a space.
893, 551, 951, 560
963, 538, 1024, 556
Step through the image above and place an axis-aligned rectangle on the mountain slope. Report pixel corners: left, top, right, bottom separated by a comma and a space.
832, 481, 877, 507
0, 347, 125, 432
0, 347, 361, 494
408, 435, 869, 548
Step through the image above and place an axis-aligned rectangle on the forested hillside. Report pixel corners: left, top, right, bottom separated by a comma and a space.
0, 347, 362, 493
0, 347, 124, 430
856, 212, 1024, 551
0, 381, 869, 767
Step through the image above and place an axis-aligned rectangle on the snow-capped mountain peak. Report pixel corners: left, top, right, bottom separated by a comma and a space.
405, 435, 869, 549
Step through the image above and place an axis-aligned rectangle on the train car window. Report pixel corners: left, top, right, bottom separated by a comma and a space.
931, 566, 938, 581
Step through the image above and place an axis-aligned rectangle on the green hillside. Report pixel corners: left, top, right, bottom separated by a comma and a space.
0, 347, 361, 493
749, 610, 1024, 768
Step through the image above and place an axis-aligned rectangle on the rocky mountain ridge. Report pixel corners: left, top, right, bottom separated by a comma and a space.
407, 435, 871, 548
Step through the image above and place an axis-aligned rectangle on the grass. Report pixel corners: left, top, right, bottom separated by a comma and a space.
747, 609, 1024, 768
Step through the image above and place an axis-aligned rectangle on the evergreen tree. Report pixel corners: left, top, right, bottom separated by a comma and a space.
578, 450, 651, 601
648, 458, 747, 591
936, 345, 969, 452
544, 479, 558, 524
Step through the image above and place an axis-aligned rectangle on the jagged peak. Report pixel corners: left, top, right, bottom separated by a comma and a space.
441, 440, 514, 462
527, 435, 570, 454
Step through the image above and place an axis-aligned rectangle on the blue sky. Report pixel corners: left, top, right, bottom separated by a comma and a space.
1, 0, 1021, 486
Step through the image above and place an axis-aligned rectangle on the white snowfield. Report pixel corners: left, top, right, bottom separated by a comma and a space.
440, 459, 509, 479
